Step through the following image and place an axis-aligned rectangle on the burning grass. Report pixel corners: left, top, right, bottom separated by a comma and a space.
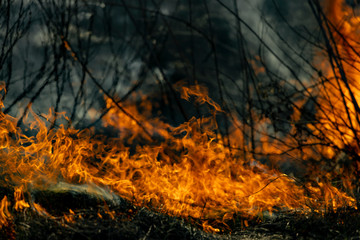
1, 187, 360, 239
2, 0, 360, 238
0, 81, 357, 238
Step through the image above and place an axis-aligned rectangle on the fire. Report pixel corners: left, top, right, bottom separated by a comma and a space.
32, 203, 53, 219
0, 196, 11, 228
14, 186, 29, 211
294, 0, 360, 191
313, 0, 360, 152
244, 0, 360, 203
63, 209, 76, 223
0, 0, 360, 234
0, 81, 356, 233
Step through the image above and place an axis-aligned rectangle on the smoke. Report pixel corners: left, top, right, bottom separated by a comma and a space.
1, 0, 322, 129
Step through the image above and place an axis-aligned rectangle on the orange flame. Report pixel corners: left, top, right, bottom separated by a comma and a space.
296, 0, 360, 191
0, 81, 357, 232
0, 196, 12, 228
63, 209, 76, 223
0, 0, 359, 233
32, 203, 54, 219
14, 186, 30, 211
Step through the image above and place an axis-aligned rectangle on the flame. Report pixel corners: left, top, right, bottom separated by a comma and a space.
0, 0, 360, 234
175, 82, 223, 113
63, 209, 76, 223
0, 196, 11, 228
242, 0, 360, 203
32, 203, 54, 219
0, 80, 357, 232
1, 83, 356, 233
100, 89, 356, 220
14, 186, 30, 211
297, 0, 360, 190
